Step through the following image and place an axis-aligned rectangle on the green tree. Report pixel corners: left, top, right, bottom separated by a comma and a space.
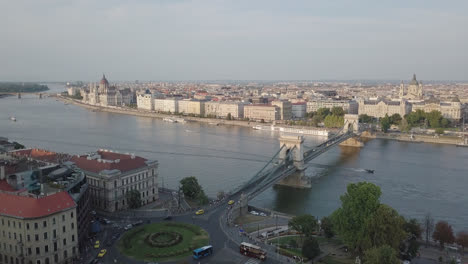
366, 204, 407, 250
390, 113, 402, 125
331, 182, 381, 253
359, 114, 373, 123
302, 237, 320, 260
324, 115, 344, 128
320, 216, 334, 238
125, 190, 142, 209
196, 190, 209, 205
405, 218, 422, 239
380, 114, 391, 132
363, 245, 400, 264
331, 106, 345, 117
435, 128, 444, 135
311, 115, 323, 126
441, 118, 450, 128
399, 118, 410, 132
288, 214, 318, 239
433, 221, 455, 248
13, 142, 25, 150
316, 108, 331, 119
180, 176, 204, 200
426, 110, 443, 128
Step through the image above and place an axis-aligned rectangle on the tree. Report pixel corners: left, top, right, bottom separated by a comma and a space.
426, 110, 443, 128
402, 218, 422, 259
456, 231, 468, 253
331, 106, 345, 117
435, 128, 444, 135
125, 190, 142, 209
316, 108, 331, 119
390, 113, 402, 125
405, 218, 423, 239
423, 213, 435, 247
196, 190, 209, 205
324, 115, 344, 128
331, 182, 382, 253
216, 191, 225, 200
365, 204, 407, 250
180, 176, 203, 200
399, 118, 410, 132
320, 216, 334, 238
227, 113, 232, 120
359, 114, 373, 123
380, 114, 391, 133
12, 142, 25, 150
311, 115, 322, 126
363, 245, 400, 264
288, 214, 318, 239
302, 237, 320, 260
288, 238, 298, 249
433, 221, 455, 248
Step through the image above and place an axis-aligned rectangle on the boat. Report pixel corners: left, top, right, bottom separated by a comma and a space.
174, 118, 186, 123
253, 125, 263, 130
10, 117, 16, 122
365, 169, 374, 174
163, 117, 176, 123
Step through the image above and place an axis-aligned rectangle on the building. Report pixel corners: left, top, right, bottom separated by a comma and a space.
358, 99, 411, 118
136, 90, 154, 111
204, 101, 245, 119
67, 87, 80, 97
412, 97, 463, 121
244, 105, 280, 121
0, 191, 79, 264
399, 74, 423, 100
291, 102, 307, 118
177, 100, 205, 116
83, 75, 134, 107
70, 150, 158, 212
306, 99, 358, 114
271, 100, 292, 120
154, 98, 179, 113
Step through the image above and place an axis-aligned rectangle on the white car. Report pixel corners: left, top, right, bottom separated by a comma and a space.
250, 211, 259, 216
124, 224, 132, 230
259, 212, 267, 217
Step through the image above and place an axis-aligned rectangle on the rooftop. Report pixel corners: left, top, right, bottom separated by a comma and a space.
70, 150, 151, 174
0, 191, 76, 219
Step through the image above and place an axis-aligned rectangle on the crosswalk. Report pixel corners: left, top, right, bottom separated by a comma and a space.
244, 258, 261, 264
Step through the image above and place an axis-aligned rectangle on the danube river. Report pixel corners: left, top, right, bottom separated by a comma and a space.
2, 85, 468, 231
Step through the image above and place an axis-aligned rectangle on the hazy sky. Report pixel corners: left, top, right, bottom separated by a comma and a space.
1, 0, 468, 81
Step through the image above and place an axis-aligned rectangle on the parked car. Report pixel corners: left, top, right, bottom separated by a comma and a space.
97, 249, 107, 258
94, 240, 100, 249
124, 224, 132, 231
228, 200, 235, 205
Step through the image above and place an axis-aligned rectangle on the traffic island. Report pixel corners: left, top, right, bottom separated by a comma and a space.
118, 222, 209, 262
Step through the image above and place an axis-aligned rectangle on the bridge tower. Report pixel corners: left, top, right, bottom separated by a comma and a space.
276, 135, 311, 188
17, 93, 21, 99
341, 114, 363, 147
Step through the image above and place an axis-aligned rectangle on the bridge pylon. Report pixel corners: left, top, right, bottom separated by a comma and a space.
276, 135, 311, 189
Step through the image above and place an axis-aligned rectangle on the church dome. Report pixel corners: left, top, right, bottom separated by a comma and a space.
100, 74, 109, 86
410, 74, 419, 85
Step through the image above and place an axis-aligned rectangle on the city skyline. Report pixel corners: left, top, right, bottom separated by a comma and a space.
1, 0, 468, 81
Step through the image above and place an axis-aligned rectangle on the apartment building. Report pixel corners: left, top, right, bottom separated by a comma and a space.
244, 105, 280, 121
204, 101, 245, 119
306, 99, 358, 114
271, 100, 292, 120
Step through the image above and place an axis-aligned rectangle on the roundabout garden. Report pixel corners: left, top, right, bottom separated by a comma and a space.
118, 222, 209, 262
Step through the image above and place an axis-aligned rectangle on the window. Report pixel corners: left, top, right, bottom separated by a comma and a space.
53, 242, 57, 251
63, 250, 67, 259
36, 261, 40, 264
7, 220, 10, 227
43, 232, 47, 240
26, 223, 30, 230
35, 247, 40, 255
70, 212, 73, 218
27, 248, 31, 255
62, 215, 65, 222
13, 222, 15, 228
71, 223, 74, 230
54, 254, 58, 263
18, 223, 21, 229
43, 221, 46, 228
52, 218, 56, 225
72, 247, 75, 255
35, 234, 38, 241
45, 258, 49, 264
13, 233, 16, 240
34, 223, 38, 229
114, 180, 117, 188
71, 235, 75, 242
62, 226, 65, 233
44, 245, 48, 253
27, 235, 30, 242
63, 239, 66, 246
53, 230, 56, 239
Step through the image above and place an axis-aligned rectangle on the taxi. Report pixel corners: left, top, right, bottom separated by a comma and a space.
97, 249, 107, 258
195, 209, 205, 215
94, 240, 100, 249
228, 200, 235, 205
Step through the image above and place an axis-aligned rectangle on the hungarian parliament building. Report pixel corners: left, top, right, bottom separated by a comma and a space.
81, 75, 134, 107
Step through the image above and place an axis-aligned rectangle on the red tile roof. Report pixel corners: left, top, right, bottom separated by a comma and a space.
71, 150, 148, 174
0, 180, 15, 192
11, 148, 60, 163
0, 191, 76, 219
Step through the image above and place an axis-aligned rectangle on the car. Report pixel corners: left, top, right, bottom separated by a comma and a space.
228, 200, 235, 205
94, 240, 100, 249
97, 249, 107, 258
195, 209, 204, 215
124, 224, 132, 230
250, 211, 259, 216
259, 212, 267, 217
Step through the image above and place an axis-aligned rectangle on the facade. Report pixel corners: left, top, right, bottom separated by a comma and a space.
67, 87, 79, 97
70, 150, 158, 213
412, 97, 463, 121
306, 99, 358, 114
400, 74, 423, 100
244, 105, 280, 121
83, 75, 134, 107
291, 103, 307, 118
0, 192, 79, 264
358, 99, 411, 118
204, 101, 245, 119
154, 98, 179, 113
271, 100, 292, 120
177, 100, 205, 116
136, 90, 154, 111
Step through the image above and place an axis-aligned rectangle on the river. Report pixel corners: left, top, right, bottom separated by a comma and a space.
2, 83, 467, 232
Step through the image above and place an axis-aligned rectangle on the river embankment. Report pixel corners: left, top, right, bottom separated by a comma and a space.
362, 131, 465, 146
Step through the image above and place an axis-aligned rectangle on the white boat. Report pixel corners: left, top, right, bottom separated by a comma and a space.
174, 118, 186, 123
10, 117, 16, 121
163, 117, 176, 123
253, 125, 263, 130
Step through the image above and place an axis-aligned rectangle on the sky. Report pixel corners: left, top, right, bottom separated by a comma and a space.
1, 0, 468, 81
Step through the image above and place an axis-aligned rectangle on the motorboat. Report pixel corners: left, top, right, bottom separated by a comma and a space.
10, 117, 16, 121
365, 169, 374, 174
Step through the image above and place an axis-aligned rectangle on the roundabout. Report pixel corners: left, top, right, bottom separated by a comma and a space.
117, 222, 209, 262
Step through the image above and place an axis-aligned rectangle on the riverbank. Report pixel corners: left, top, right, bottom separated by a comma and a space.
362, 131, 466, 146
55, 95, 335, 134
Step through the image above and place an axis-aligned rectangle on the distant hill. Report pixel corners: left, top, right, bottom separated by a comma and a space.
0, 83, 49, 93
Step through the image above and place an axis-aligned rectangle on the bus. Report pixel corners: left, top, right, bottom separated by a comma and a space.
240, 242, 267, 261
193, 245, 213, 259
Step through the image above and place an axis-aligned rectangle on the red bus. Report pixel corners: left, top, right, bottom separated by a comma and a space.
240, 242, 267, 261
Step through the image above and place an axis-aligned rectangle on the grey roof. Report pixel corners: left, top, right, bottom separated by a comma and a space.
410, 74, 419, 85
